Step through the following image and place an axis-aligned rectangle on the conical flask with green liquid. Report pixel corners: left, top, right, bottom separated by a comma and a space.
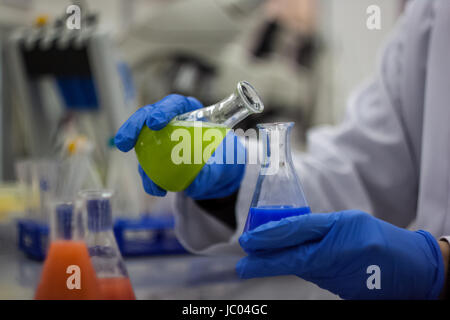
135, 81, 264, 192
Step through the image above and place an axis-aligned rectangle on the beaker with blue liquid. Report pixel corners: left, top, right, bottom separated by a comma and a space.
244, 122, 311, 232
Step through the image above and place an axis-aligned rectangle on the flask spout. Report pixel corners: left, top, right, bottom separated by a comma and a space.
174, 81, 264, 128
238, 81, 264, 114
258, 122, 294, 174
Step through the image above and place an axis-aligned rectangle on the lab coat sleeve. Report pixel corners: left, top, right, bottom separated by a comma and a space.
173, 162, 259, 256
173, 0, 433, 254
296, 0, 434, 228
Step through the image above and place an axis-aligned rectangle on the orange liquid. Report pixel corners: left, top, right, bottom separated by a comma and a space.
34, 240, 102, 300
98, 277, 136, 300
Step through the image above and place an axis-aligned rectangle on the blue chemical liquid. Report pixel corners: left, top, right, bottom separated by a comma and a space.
244, 206, 311, 232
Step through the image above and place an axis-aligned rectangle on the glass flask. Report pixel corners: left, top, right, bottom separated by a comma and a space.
106, 137, 142, 218
78, 190, 136, 300
35, 201, 102, 300
135, 81, 264, 192
15, 159, 59, 223
244, 122, 311, 232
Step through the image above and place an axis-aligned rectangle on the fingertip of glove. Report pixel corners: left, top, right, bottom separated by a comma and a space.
145, 110, 168, 130
235, 258, 249, 279
238, 232, 250, 248
115, 107, 150, 151
186, 96, 203, 110
114, 133, 130, 152
151, 188, 167, 197
238, 232, 265, 255
142, 180, 167, 197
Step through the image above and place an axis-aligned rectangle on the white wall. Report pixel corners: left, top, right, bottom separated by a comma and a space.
0, 0, 403, 125
0, 0, 168, 37
317, 0, 401, 123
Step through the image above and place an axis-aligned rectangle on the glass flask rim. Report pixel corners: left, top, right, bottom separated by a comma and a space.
53, 200, 74, 207
257, 122, 295, 129
77, 189, 114, 200
237, 81, 264, 114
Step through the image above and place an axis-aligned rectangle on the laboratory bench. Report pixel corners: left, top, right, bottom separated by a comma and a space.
0, 222, 338, 300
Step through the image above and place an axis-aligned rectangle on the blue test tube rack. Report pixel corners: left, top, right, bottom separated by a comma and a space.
17, 219, 49, 261
113, 214, 187, 257
17, 214, 186, 260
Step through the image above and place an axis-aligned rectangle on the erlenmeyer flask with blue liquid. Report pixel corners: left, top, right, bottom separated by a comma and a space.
244, 122, 311, 232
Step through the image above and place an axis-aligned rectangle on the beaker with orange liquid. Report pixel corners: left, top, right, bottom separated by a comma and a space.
34, 202, 102, 300
78, 190, 136, 300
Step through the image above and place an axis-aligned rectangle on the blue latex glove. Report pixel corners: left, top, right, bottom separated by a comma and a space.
115, 94, 246, 200
237, 210, 445, 300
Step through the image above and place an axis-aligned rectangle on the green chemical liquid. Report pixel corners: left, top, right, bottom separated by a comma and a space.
135, 120, 230, 192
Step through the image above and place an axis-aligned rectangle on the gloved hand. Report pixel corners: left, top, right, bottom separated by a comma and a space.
237, 210, 445, 300
115, 94, 246, 200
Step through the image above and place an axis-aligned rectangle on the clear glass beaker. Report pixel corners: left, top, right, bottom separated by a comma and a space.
134, 81, 264, 192
35, 201, 102, 300
244, 122, 311, 232
78, 190, 136, 300
15, 158, 60, 224
106, 137, 142, 219
15, 159, 40, 220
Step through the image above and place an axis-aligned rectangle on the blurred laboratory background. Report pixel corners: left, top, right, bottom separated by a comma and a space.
0, 0, 404, 299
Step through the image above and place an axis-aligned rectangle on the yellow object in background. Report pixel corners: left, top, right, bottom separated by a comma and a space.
66, 136, 89, 156
0, 184, 25, 223
34, 15, 49, 27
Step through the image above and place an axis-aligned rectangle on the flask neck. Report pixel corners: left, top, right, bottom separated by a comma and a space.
86, 198, 113, 232
77, 190, 114, 234
174, 81, 264, 128
51, 202, 76, 241
259, 122, 294, 174
249, 122, 310, 211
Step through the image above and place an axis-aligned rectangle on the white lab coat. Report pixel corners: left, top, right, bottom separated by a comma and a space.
173, 0, 450, 256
